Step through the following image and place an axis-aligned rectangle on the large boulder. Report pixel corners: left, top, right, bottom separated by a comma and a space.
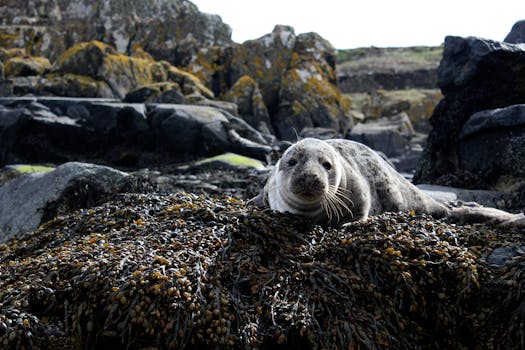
5, 40, 213, 101
0, 97, 272, 166
0, 97, 154, 166
504, 20, 525, 44
414, 36, 525, 188
189, 26, 351, 141
347, 113, 415, 158
457, 104, 525, 184
273, 33, 352, 140
0, 162, 147, 243
4, 56, 51, 77
222, 75, 273, 133
0, 0, 232, 63
149, 104, 272, 161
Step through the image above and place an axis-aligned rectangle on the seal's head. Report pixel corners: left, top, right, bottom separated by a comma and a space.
268, 138, 350, 221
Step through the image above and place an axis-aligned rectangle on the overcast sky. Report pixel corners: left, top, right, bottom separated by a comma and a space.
191, 0, 524, 49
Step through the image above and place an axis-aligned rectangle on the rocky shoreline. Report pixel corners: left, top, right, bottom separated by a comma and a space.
1, 0, 525, 348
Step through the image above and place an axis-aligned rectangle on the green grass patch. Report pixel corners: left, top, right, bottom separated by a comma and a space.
196, 153, 265, 170
14, 165, 55, 174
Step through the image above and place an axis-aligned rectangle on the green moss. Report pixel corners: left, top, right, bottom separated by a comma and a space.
195, 153, 265, 170
14, 165, 55, 174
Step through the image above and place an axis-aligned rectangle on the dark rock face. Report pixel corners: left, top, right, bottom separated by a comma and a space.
457, 105, 525, 183
0, 97, 273, 167
504, 20, 525, 44
0, 0, 232, 63
414, 36, 525, 189
0, 162, 148, 243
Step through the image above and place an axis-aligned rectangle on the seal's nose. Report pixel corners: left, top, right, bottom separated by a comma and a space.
292, 173, 324, 198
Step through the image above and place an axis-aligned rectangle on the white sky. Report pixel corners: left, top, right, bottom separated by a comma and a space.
191, 0, 525, 49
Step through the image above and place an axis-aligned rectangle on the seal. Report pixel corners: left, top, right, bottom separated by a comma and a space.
250, 138, 525, 227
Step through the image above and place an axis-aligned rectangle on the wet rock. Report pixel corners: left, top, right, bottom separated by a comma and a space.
0, 162, 150, 243
414, 36, 525, 188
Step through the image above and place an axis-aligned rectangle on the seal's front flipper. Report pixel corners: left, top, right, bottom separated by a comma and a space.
246, 193, 265, 207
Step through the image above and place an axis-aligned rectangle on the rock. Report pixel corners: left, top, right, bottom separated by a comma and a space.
336, 46, 441, 93
350, 89, 442, 133
273, 32, 352, 140
457, 105, 525, 185
417, 184, 507, 209
37, 73, 114, 98
504, 20, 525, 44
4, 40, 213, 101
149, 104, 272, 161
4, 56, 51, 77
414, 36, 525, 188
486, 245, 525, 268
0, 162, 147, 243
124, 82, 185, 104
0, 97, 155, 166
299, 127, 338, 140
0, 164, 55, 187
0, 80, 13, 97
0, 97, 272, 166
0, 0, 232, 63
187, 26, 350, 141
53, 41, 158, 99
347, 113, 415, 158
192, 153, 266, 171
223, 75, 273, 133
1, 193, 525, 348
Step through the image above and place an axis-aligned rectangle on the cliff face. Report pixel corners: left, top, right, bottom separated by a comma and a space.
336, 46, 442, 92
0, 0, 232, 63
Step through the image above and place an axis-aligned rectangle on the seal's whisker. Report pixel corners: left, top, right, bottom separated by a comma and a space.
326, 185, 354, 220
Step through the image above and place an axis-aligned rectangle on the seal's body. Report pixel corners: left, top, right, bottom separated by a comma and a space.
252, 138, 525, 227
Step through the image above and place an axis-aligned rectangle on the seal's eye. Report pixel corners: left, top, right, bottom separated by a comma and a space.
322, 161, 332, 170
288, 158, 297, 166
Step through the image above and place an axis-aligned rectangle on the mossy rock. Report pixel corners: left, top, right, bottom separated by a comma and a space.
0, 48, 26, 62
4, 56, 51, 77
223, 75, 272, 132
53, 41, 212, 99
0, 164, 55, 186
39, 73, 113, 98
124, 82, 185, 103
193, 152, 266, 171
274, 56, 352, 140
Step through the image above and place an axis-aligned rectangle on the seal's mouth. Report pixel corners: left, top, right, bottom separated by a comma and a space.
290, 174, 326, 202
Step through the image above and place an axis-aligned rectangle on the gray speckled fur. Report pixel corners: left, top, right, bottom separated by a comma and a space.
253, 138, 525, 228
